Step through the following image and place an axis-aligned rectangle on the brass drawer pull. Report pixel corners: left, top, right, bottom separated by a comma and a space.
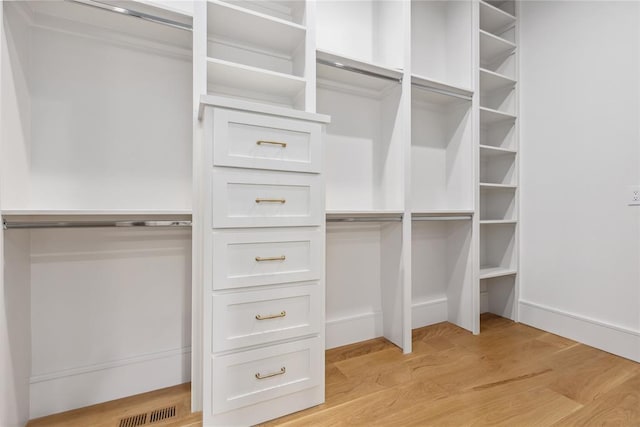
255, 255, 286, 262
257, 140, 287, 148
255, 198, 286, 204
255, 311, 286, 320
255, 367, 286, 380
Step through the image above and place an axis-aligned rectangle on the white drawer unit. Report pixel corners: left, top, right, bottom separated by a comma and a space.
210, 336, 323, 414
211, 229, 323, 290
201, 100, 329, 426
212, 109, 322, 173
212, 168, 323, 228
212, 283, 322, 351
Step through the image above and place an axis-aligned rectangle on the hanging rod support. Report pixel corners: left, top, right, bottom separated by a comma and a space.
66, 0, 193, 31
317, 59, 403, 84
3, 220, 192, 230
411, 83, 472, 101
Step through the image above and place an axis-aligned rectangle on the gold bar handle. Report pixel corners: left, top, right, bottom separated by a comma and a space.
257, 140, 287, 148
255, 255, 286, 262
255, 367, 286, 380
255, 311, 286, 320
255, 198, 286, 204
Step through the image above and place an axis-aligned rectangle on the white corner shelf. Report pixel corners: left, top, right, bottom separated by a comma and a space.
316, 49, 403, 95
479, 1, 516, 36
480, 68, 517, 93
480, 106, 516, 125
411, 74, 473, 106
207, 57, 306, 99
207, 0, 306, 54
480, 30, 516, 65
480, 144, 517, 157
479, 266, 517, 280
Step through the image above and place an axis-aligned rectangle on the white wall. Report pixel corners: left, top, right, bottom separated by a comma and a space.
520, 0, 640, 361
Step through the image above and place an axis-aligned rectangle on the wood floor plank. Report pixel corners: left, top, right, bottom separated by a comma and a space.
552, 373, 640, 426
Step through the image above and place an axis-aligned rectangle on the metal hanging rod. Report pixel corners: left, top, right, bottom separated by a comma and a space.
67, 0, 193, 31
326, 217, 403, 223
411, 83, 473, 101
412, 216, 472, 221
317, 59, 403, 84
3, 220, 192, 230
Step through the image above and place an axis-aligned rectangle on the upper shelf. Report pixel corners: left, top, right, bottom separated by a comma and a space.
316, 49, 403, 95
411, 74, 473, 106
480, 30, 516, 65
207, 0, 306, 55
326, 210, 404, 223
26, 0, 192, 52
480, 68, 517, 93
479, 1, 516, 36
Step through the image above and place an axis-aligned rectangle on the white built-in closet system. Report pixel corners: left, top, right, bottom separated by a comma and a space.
0, 0, 523, 425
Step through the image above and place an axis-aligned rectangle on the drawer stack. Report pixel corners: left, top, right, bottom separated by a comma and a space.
201, 101, 329, 426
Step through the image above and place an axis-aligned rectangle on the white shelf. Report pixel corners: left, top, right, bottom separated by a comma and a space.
480, 107, 516, 124
326, 210, 404, 220
480, 219, 517, 225
207, 0, 305, 54
480, 68, 517, 93
480, 183, 517, 190
479, 1, 516, 36
480, 266, 517, 280
207, 57, 306, 99
412, 210, 474, 216
480, 145, 517, 157
480, 30, 516, 64
411, 74, 473, 105
316, 49, 403, 95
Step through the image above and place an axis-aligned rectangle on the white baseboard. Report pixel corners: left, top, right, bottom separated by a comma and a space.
519, 300, 640, 363
412, 298, 448, 329
326, 298, 451, 350
325, 312, 382, 349
29, 347, 191, 419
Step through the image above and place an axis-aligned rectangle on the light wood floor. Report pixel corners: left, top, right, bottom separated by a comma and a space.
28, 314, 640, 426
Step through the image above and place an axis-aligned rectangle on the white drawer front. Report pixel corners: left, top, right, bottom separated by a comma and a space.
212, 283, 321, 351
212, 229, 322, 290
211, 337, 322, 414
212, 168, 322, 228
213, 109, 322, 173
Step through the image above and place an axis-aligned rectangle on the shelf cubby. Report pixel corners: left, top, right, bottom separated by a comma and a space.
484, 0, 516, 17
412, 218, 474, 332
318, 63, 403, 212
412, 0, 472, 90
480, 69, 516, 115
316, 0, 403, 71
207, 58, 306, 106
480, 1, 516, 39
480, 275, 517, 320
411, 81, 473, 212
480, 147, 516, 186
480, 222, 517, 273
205, 0, 307, 107
326, 220, 404, 349
480, 186, 516, 221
